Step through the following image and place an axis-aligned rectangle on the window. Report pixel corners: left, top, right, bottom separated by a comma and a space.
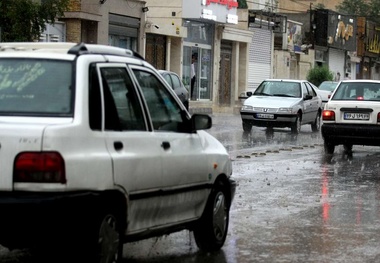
0, 59, 73, 116
101, 67, 146, 131
89, 65, 146, 131
132, 69, 184, 132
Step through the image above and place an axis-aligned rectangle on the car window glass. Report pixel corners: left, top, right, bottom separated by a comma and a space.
0, 59, 72, 116
171, 74, 182, 90
163, 74, 173, 89
132, 69, 184, 132
302, 83, 309, 96
333, 82, 380, 101
305, 83, 317, 97
100, 67, 146, 131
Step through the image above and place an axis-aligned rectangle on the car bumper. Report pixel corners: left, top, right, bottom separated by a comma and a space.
0, 191, 102, 248
241, 111, 297, 128
322, 123, 380, 145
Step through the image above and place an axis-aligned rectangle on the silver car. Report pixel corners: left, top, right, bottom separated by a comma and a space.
240, 79, 323, 134
159, 70, 189, 110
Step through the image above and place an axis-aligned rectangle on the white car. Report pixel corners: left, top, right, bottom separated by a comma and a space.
317, 81, 338, 106
322, 80, 380, 154
0, 42, 235, 262
240, 79, 323, 134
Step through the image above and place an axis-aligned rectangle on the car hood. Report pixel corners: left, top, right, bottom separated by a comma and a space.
244, 96, 302, 107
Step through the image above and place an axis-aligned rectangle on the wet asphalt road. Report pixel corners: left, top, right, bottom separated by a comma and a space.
2, 113, 380, 262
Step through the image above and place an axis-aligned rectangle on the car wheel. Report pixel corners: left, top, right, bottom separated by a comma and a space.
291, 113, 301, 134
311, 112, 321, 132
81, 208, 124, 263
324, 140, 335, 154
194, 180, 230, 252
343, 144, 353, 154
242, 122, 252, 133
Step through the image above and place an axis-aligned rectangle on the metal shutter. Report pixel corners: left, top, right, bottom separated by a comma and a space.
248, 28, 272, 90
328, 48, 345, 78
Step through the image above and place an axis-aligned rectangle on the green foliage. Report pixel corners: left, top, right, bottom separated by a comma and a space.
238, 0, 248, 9
0, 0, 69, 42
314, 3, 326, 9
336, 0, 380, 22
306, 66, 334, 87
336, 0, 369, 15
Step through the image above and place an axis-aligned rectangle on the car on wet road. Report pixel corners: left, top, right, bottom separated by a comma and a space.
322, 79, 380, 154
240, 79, 323, 135
317, 80, 338, 107
0, 42, 235, 263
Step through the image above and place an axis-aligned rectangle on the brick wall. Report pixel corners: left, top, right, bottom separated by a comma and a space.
67, 0, 81, 11
66, 19, 81, 43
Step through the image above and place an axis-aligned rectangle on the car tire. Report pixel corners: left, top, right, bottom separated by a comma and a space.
193, 180, 230, 252
242, 122, 252, 133
311, 112, 321, 132
291, 113, 301, 134
82, 207, 124, 263
324, 140, 335, 154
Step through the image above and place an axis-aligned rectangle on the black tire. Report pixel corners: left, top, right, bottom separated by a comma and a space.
194, 180, 230, 252
291, 113, 301, 134
324, 140, 335, 154
242, 122, 252, 133
95, 211, 124, 263
311, 112, 321, 132
81, 206, 124, 263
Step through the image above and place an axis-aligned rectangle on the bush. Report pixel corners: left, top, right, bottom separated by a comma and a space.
306, 66, 334, 87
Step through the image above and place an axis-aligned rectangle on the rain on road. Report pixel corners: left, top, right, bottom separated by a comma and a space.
1, 113, 380, 262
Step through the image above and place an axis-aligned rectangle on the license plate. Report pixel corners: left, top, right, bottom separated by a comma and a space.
256, 113, 274, 119
344, 112, 370, 120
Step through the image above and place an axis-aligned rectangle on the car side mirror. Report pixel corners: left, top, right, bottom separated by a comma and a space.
304, 94, 312, 100
247, 91, 253, 97
191, 114, 212, 131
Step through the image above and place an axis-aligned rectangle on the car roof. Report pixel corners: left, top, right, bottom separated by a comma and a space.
339, 79, 380, 83
263, 79, 306, 83
0, 42, 144, 60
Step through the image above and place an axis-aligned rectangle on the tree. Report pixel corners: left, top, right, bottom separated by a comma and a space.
306, 66, 334, 87
238, 0, 248, 9
336, 0, 380, 22
0, 0, 69, 42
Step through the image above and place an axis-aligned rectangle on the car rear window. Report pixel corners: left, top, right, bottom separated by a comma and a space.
0, 58, 73, 116
331, 82, 380, 101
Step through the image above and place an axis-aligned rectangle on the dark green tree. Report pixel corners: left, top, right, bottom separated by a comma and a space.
238, 0, 248, 9
336, 0, 369, 15
336, 0, 380, 22
306, 66, 334, 87
0, 0, 69, 42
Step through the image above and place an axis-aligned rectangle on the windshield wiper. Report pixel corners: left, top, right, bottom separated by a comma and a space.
255, 92, 272, 96
273, 94, 296, 97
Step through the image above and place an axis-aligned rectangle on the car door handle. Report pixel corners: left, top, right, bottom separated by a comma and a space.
114, 141, 123, 151
161, 141, 170, 150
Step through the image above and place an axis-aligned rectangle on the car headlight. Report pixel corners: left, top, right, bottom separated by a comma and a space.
241, 105, 253, 111
278, 107, 293, 113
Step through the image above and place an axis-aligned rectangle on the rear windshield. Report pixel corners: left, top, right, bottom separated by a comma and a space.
0, 59, 73, 116
331, 82, 380, 101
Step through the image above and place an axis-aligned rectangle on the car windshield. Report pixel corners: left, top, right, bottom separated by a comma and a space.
0, 58, 73, 116
254, 81, 301, 98
319, 82, 338, 92
331, 82, 380, 101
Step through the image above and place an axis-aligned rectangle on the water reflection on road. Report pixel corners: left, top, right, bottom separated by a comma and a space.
2, 113, 380, 262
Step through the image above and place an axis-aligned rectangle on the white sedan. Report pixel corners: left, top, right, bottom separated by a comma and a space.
240, 79, 323, 134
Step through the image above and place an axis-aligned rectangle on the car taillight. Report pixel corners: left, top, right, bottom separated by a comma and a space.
14, 152, 66, 184
378, 113, 380, 123
322, 110, 335, 121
